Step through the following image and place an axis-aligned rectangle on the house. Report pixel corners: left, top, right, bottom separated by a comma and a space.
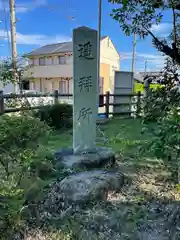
133, 72, 144, 83
139, 71, 161, 78
24, 36, 120, 95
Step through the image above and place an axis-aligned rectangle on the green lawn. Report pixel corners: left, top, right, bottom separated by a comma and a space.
46, 118, 152, 165
47, 118, 145, 149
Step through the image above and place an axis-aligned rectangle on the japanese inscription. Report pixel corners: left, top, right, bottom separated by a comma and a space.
78, 76, 92, 92
73, 26, 98, 152
77, 107, 92, 122
77, 41, 94, 60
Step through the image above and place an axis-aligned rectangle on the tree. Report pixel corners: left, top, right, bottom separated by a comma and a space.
0, 57, 28, 88
109, 0, 180, 65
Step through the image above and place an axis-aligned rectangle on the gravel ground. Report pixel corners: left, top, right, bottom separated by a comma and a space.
13, 157, 180, 240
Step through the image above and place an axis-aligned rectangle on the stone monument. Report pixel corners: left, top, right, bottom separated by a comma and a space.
55, 26, 116, 171
45, 26, 125, 209
73, 26, 98, 153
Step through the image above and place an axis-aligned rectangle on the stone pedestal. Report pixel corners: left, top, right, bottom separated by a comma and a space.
55, 147, 115, 170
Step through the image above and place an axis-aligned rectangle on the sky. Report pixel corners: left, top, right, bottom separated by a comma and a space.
0, 0, 173, 72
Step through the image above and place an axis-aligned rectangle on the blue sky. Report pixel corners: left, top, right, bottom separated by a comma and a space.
0, 0, 173, 72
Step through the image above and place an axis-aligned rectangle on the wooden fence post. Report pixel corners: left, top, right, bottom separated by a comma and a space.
144, 78, 150, 98
54, 89, 59, 104
105, 91, 110, 118
0, 91, 4, 115
144, 79, 150, 115
136, 91, 141, 118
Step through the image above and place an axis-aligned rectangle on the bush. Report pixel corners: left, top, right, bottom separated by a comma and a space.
142, 59, 180, 182
0, 115, 54, 239
35, 103, 72, 130
146, 108, 180, 182
143, 87, 180, 123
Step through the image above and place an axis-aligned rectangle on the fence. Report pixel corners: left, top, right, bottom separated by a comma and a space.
0, 90, 144, 118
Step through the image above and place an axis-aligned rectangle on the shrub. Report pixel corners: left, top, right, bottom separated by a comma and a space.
0, 115, 54, 239
143, 59, 180, 122
143, 87, 180, 123
35, 103, 72, 130
146, 108, 180, 182
142, 59, 180, 182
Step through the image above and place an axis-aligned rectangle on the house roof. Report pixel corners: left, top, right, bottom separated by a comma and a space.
139, 71, 161, 77
26, 36, 108, 57
134, 73, 144, 83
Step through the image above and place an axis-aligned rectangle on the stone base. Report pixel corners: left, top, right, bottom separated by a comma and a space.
54, 147, 116, 170
43, 170, 125, 211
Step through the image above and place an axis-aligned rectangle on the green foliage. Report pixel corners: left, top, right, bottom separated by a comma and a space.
134, 82, 161, 93
143, 59, 180, 182
143, 59, 180, 123
144, 87, 180, 122
0, 115, 55, 239
35, 103, 72, 130
109, 0, 180, 65
109, 0, 164, 37
0, 57, 28, 86
146, 108, 180, 181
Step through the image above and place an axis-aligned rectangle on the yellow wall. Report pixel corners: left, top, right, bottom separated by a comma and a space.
100, 63, 110, 93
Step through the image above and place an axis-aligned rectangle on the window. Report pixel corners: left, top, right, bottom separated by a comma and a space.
39, 57, 46, 66
59, 80, 68, 93
33, 59, 39, 65
99, 77, 104, 94
58, 56, 66, 65
21, 80, 29, 90
46, 57, 51, 65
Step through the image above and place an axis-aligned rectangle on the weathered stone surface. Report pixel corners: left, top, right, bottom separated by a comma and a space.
73, 26, 98, 153
43, 170, 124, 211
54, 147, 115, 170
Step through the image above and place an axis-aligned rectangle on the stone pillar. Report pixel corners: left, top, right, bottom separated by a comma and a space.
73, 26, 98, 153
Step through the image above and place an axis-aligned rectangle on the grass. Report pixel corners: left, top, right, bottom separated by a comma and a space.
47, 118, 146, 151
46, 118, 154, 168
15, 118, 180, 239
134, 82, 161, 93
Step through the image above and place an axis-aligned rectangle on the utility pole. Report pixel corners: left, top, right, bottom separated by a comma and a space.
131, 33, 136, 73
97, 0, 102, 95
144, 60, 148, 75
9, 0, 18, 93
